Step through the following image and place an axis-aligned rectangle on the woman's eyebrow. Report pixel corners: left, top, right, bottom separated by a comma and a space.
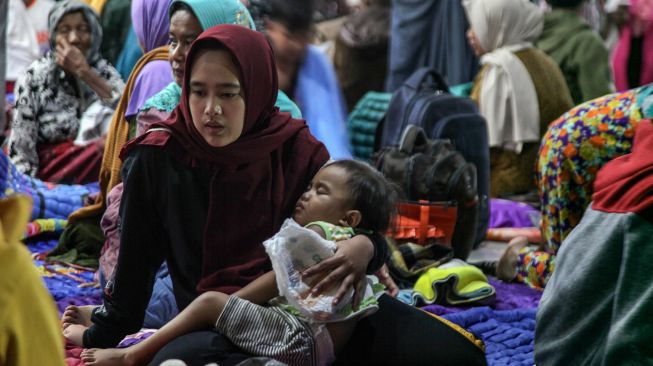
219, 83, 240, 89
189, 81, 240, 89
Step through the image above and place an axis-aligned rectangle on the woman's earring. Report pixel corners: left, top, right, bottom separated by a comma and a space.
214, 104, 223, 115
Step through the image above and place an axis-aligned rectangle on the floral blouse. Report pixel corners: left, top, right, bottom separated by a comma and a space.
7, 54, 124, 176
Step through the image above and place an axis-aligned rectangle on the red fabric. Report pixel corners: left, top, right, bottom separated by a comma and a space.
592, 119, 653, 217
64, 340, 85, 366
37, 139, 104, 184
121, 25, 329, 294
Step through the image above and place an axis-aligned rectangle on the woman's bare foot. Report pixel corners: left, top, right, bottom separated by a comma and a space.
496, 236, 529, 282
62, 323, 88, 346
81, 347, 140, 366
61, 304, 97, 327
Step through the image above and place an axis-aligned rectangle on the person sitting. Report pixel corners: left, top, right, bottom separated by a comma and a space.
60, 24, 486, 366
535, 118, 653, 365
263, 0, 353, 159
6, 0, 124, 184
463, 0, 573, 198
496, 83, 653, 289
77, 159, 398, 366
535, 0, 613, 104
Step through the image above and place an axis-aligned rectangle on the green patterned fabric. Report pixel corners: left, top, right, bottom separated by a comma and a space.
347, 91, 392, 160
140, 82, 181, 113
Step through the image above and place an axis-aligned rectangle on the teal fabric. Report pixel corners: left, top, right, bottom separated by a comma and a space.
140, 82, 181, 113
636, 83, 653, 118
449, 82, 473, 98
276, 90, 302, 119
140, 84, 302, 119
170, 0, 254, 31
115, 26, 144, 82
347, 91, 392, 160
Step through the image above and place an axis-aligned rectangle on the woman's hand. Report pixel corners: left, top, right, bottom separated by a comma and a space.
302, 235, 374, 310
55, 39, 90, 77
375, 264, 399, 297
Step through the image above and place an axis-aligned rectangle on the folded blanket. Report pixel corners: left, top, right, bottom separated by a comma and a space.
413, 259, 496, 306
0, 150, 99, 220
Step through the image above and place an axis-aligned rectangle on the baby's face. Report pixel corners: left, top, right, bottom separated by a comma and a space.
293, 165, 353, 227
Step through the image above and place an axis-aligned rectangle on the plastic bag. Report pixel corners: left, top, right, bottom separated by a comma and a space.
264, 219, 345, 320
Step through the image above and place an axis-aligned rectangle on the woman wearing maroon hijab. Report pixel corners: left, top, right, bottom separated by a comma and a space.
63, 25, 486, 366
60, 23, 383, 349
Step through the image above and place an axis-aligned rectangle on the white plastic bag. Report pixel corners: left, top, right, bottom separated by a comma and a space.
263, 219, 348, 321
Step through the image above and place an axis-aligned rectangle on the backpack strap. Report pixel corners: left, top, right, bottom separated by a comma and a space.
403, 67, 449, 94
399, 125, 428, 153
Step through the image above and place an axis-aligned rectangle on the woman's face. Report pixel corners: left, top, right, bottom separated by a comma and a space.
466, 29, 485, 57
189, 48, 246, 148
169, 9, 203, 86
55, 11, 92, 55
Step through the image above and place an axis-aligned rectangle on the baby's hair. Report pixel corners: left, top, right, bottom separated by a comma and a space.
328, 160, 397, 233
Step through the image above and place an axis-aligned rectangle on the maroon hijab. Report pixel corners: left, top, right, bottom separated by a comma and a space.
593, 119, 653, 221
122, 25, 329, 293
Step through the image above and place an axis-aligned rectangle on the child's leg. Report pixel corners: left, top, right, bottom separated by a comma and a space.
81, 291, 229, 366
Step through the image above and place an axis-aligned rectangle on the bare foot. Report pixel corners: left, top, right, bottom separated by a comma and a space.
61, 304, 97, 327
496, 236, 529, 282
81, 347, 139, 366
62, 323, 88, 346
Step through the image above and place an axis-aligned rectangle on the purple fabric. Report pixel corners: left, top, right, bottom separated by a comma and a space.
126, 0, 174, 117
125, 60, 174, 118
131, 0, 172, 52
56, 295, 103, 315
489, 198, 539, 228
421, 278, 542, 316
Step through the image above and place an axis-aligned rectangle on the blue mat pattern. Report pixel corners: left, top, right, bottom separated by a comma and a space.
443, 307, 536, 366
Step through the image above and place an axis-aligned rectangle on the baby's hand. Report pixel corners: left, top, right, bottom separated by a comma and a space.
63, 323, 88, 346
375, 264, 399, 297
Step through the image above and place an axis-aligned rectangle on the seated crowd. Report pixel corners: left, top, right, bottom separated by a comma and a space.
1, 0, 652, 365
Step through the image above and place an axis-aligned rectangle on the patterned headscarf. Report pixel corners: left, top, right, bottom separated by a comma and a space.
48, 0, 103, 65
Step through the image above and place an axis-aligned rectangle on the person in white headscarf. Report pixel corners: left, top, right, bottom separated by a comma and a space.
464, 0, 574, 198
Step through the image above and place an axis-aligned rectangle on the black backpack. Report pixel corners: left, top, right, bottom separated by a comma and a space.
375, 125, 478, 260
377, 67, 489, 246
